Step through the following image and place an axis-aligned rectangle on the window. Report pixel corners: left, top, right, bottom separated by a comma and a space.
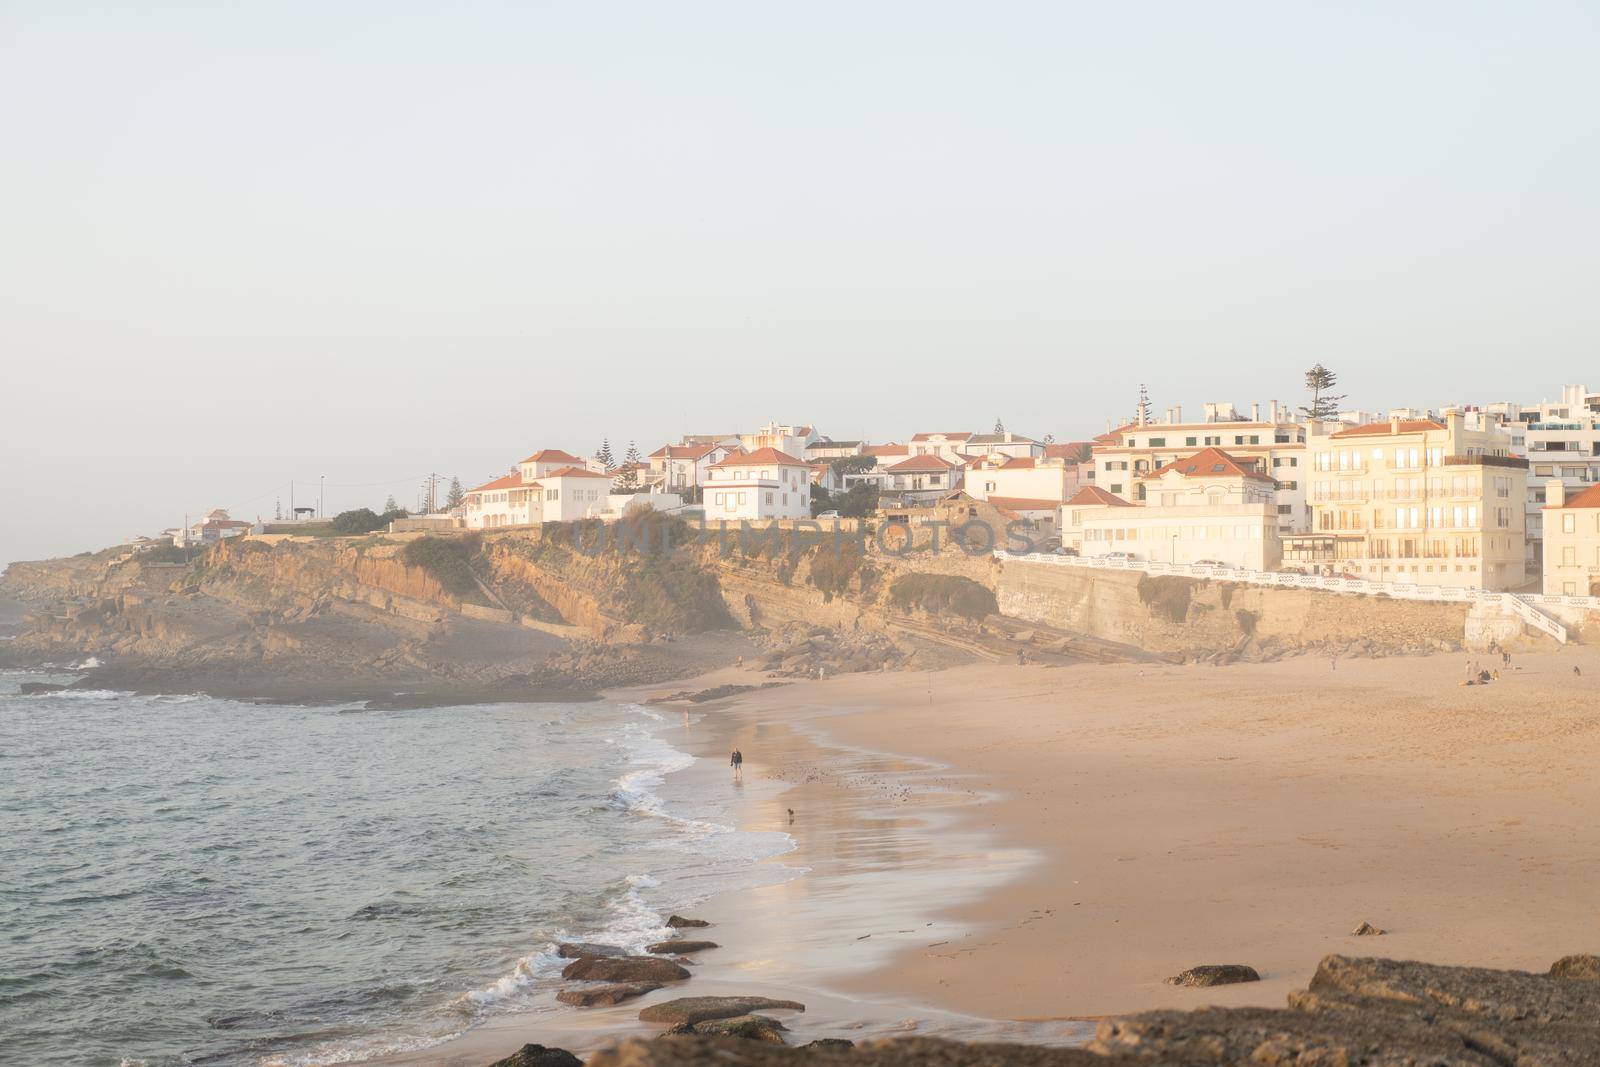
1185, 436, 1197, 446
1564, 513, 1577, 534
1148, 437, 1166, 447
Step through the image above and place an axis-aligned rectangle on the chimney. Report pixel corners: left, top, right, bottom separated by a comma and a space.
1270, 399, 1279, 424
1174, 403, 1182, 423
1251, 402, 1260, 422
1548, 479, 1566, 509
1390, 415, 1401, 435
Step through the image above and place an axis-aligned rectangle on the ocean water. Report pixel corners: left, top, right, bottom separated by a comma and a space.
0, 668, 796, 1066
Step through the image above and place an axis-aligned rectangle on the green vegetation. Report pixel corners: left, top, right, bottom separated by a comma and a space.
400, 535, 483, 599
133, 543, 191, 565
1301, 362, 1346, 422
888, 573, 997, 620
1136, 574, 1195, 624
330, 508, 389, 536
809, 538, 867, 599
812, 482, 879, 518
1235, 608, 1260, 636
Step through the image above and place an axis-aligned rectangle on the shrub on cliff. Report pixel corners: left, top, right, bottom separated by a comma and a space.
400, 536, 483, 599
330, 508, 389, 536
1137, 574, 1194, 624
888, 573, 996, 621
809, 539, 866, 600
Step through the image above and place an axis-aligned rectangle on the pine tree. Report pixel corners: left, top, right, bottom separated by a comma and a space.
1136, 384, 1153, 426
993, 417, 1006, 434
383, 494, 399, 513
1301, 363, 1346, 422
596, 439, 616, 470
443, 477, 465, 510
624, 440, 641, 465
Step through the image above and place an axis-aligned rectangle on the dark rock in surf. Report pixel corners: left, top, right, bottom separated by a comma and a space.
561, 956, 690, 983
555, 981, 661, 1007
556, 941, 628, 959
645, 939, 719, 955
665, 915, 710, 928
639, 996, 805, 1026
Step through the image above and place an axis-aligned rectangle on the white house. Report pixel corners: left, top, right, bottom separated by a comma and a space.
957, 432, 1044, 460
880, 454, 964, 504
964, 455, 1081, 505
1065, 448, 1282, 569
704, 447, 812, 520
805, 439, 863, 461
649, 442, 737, 492
176, 508, 251, 546
536, 466, 615, 522
740, 423, 820, 459
908, 431, 973, 461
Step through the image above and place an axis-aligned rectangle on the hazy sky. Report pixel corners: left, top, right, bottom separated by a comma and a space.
4, 2, 1598, 564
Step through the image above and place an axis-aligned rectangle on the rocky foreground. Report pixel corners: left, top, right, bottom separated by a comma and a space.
492, 952, 1600, 1066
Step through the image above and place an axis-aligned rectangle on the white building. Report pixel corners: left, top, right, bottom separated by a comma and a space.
957, 431, 1044, 461
878, 454, 964, 504
908, 431, 974, 461
964, 455, 1081, 505
1090, 400, 1308, 533
740, 423, 819, 458
1485, 385, 1600, 572
648, 442, 737, 492
1542, 481, 1600, 596
704, 447, 812, 520
1064, 448, 1283, 569
464, 452, 628, 529
805, 439, 863, 460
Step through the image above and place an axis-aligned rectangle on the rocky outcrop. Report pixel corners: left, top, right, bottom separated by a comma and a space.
486, 1045, 583, 1067
1551, 954, 1600, 980
645, 940, 718, 956
586, 1038, 1140, 1066
638, 996, 806, 1026
561, 956, 690, 983
665, 1014, 789, 1043
665, 915, 710, 928
1093, 953, 1600, 1065
555, 982, 660, 1007
1165, 964, 1260, 988
556, 942, 627, 959
756, 623, 907, 677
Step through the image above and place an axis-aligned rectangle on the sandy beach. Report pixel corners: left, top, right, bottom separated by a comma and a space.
377, 644, 1600, 1063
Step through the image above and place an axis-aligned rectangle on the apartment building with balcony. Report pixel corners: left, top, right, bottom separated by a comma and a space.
1486, 385, 1600, 571
1295, 413, 1527, 590
1090, 400, 1308, 532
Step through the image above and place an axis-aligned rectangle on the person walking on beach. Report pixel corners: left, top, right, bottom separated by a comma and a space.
730, 748, 743, 779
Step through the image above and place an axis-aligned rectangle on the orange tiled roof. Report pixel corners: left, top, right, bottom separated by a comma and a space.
468, 472, 524, 494
1330, 419, 1445, 439
887, 454, 959, 472
710, 447, 808, 467
910, 431, 973, 441
1064, 485, 1134, 507
861, 443, 908, 457
1549, 484, 1600, 509
521, 449, 583, 464
539, 465, 611, 479
1146, 447, 1274, 483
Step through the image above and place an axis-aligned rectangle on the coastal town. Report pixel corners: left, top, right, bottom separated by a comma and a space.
157, 375, 1600, 602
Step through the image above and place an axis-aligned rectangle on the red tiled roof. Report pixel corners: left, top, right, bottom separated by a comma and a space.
1045, 442, 1092, 461
861, 443, 908, 457
1549, 484, 1600, 509
1000, 456, 1038, 469
539, 465, 611, 479
910, 431, 973, 442
1064, 485, 1134, 507
710, 447, 808, 468
985, 496, 1062, 512
1146, 447, 1274, 483
887, 454, 959, 472
1093, 423, 1138, 445
521, 449, 582, 464
468, 473, 524, 494
1330, 419, 1445, 439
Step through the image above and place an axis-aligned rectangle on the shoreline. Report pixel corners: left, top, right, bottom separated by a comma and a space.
371, 667, 1088, 1065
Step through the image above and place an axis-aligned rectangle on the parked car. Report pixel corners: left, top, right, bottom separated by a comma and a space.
814, 510, 841, 519
1193, 559, 1226, 567
1104, 551, 1138, 561
1053, 546, 1079, 556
